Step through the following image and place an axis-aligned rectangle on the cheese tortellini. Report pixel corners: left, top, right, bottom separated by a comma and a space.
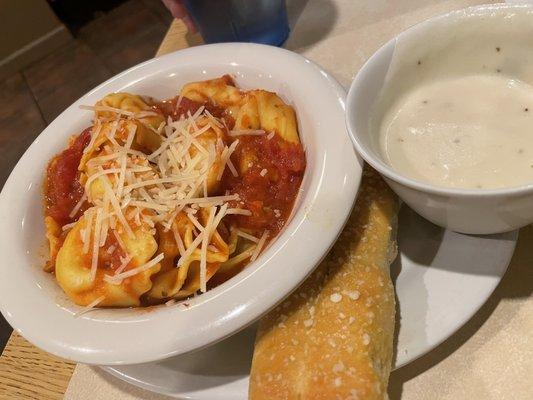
96, 92, 164, 130
147, 210, 230, 300
181, 76, 300, 143
55, 213, 159, 307
191, 116, 226, 194
181, 75, 243, 116
44, 75, 305, 309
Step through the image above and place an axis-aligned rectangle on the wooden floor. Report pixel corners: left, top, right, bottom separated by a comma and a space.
0, 0, 171, 353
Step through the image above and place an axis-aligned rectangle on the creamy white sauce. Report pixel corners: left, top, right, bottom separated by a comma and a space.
380, 74, 533, 189
371, 7, 533, 189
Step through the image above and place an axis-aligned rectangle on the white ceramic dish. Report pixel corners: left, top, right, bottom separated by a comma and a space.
103, 205, 517, 399
346, 4, 533, 234
0, 43, 362, 365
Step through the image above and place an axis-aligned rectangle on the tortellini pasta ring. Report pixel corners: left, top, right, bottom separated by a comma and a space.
55, 211, 160, 307
147, 210, 230, 300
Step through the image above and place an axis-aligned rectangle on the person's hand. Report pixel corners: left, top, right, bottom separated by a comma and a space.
161, 0, 197, 32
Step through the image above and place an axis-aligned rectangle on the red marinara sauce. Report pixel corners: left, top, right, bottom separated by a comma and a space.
222, 135, 306, 237
153, 97, 235, 128
44, 127, 91, 226
155, 95, 306, 236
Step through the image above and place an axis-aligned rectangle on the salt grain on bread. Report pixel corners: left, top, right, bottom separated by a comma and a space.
249, 167, 398, 400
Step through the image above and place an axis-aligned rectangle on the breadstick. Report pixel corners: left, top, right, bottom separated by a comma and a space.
249, 167, 398, 400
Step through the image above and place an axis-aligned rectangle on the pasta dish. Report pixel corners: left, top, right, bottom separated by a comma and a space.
43, 75, 306, 308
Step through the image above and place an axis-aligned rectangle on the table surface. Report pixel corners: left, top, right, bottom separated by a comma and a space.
1, 6, 532, 399
0, 19, 197, 400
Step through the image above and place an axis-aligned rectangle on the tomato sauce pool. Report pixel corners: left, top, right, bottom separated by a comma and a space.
44, 127, 91, 226
222, 135, 306, 237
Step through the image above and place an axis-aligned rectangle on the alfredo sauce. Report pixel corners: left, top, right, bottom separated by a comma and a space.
373, 7, 533, 190
380, 74, 533, 189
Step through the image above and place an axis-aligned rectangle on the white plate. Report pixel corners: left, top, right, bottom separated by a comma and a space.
0, 43, 362, 364
104, 205, 517, 399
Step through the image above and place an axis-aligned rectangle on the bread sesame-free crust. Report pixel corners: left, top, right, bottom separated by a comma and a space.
249, 167, 398, 400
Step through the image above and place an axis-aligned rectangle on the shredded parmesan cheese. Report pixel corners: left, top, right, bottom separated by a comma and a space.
227, 158, 239, 177
83, 122, 102, 155
216, 139, 239, 180
61, 222, 77, 231
74, 295, 105, 317
105, 253, 164, 284
82, 209, 94, 254
236, 229, 260, 243
199, 206, 216, 292
176, 230, 205, 267
171, 223, 186, 256
112, 230, 126, 251
251, 230, 269, 262
90, 208, 103, 282
210, 203, 229, 238
113, 254, 133, 276
226, 208, 252, 216
69, 193, 87, 218
228, 129, 265, 136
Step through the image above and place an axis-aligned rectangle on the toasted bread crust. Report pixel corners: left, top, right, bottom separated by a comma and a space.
250, 167, 398, 400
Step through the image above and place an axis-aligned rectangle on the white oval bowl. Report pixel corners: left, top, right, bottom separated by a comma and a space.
0, 43, 362, 365
346, 4, 533, 234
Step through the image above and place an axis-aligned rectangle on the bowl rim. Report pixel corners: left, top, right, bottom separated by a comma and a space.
346, 2, 533, 198
0, 42, 362, 365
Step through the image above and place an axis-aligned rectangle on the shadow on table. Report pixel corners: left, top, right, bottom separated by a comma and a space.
390, 241, 404, 374
0, 314, 12, 353
285, 0, 338, 49
397, 205, 518, 276
388, 224, 533, 399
